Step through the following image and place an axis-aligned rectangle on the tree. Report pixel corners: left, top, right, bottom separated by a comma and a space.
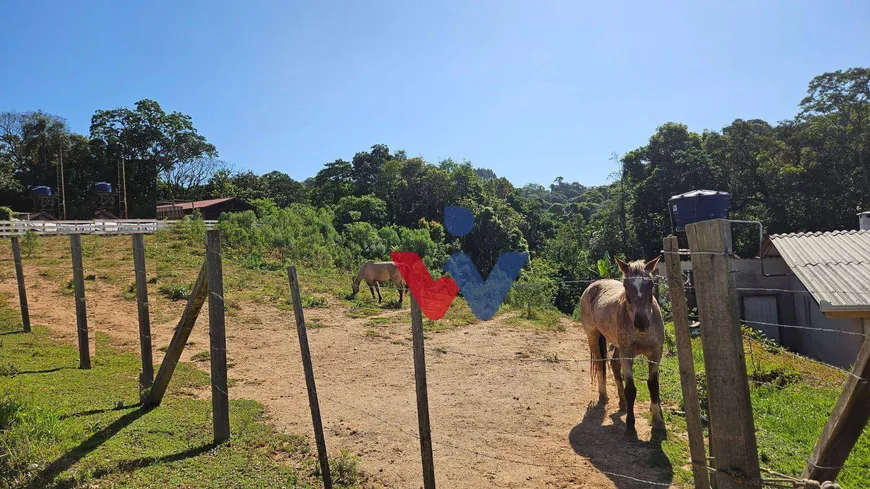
799, 68, 870, 208
312, 159, 354, 206
334, 194, 388, 228
261, 171, 309, 207
351, 144, 390, 196
89, 99, 216, 201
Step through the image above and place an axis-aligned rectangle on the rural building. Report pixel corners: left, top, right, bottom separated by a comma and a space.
156, 197, 253, 220
663, 214, 870, 369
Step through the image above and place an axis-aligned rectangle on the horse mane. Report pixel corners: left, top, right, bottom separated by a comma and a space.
623, 260, 649, 277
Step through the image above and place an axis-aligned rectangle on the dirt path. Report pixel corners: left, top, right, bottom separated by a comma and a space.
1, 262, 677, 489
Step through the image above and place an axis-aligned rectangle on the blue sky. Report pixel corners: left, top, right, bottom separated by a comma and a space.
1, 1, 868, 187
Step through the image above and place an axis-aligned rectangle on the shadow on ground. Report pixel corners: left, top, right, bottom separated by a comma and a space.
569, 397, 674, 489
24, 406, 216, 489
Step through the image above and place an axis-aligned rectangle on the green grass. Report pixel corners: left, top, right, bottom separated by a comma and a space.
632, 322, 870, 488
0, 294, 360, 489
423, 298, 477, 332
503, 307, 568, 331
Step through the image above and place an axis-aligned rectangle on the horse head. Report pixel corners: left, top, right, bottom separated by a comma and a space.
615, 255, 661, 335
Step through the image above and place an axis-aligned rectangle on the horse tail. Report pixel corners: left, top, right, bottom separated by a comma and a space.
591, 334, 607, 388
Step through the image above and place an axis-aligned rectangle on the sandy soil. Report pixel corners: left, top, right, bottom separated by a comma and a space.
1, 261, 678, 489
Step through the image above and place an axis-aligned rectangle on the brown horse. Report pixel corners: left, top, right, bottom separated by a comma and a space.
351, 260, 406, 305
580, 256, 665, 436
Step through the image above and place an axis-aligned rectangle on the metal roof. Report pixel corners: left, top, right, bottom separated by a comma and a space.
156, 197, 241, 211
768, 230, 870, 313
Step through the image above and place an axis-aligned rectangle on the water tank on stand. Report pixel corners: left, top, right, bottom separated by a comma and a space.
668, 190, 730, 231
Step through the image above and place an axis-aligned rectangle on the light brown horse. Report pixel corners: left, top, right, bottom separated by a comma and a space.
580, 255, 665, 436
351, 260, 406, 305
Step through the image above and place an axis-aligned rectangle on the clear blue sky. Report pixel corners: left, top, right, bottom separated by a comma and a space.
1, 1, 868, 187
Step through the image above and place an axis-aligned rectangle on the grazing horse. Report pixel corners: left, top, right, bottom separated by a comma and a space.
351, 260, 406, 305
580, 255, 665, 436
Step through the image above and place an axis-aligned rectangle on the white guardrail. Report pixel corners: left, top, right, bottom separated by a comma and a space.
0, 220, 218, 237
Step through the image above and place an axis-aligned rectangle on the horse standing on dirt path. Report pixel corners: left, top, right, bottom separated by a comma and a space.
580, 255, 665, 437
351, 260, 406, 305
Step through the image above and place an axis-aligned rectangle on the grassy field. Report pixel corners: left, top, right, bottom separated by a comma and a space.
0, 295, 361, 489
633, 324, 870, 488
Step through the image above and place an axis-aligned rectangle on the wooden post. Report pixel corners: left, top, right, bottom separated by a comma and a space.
287, 266, 333, 489
148, 263, 208, 407
664, 236, 710, 489
205, 230, 230, 443
70, 234, 91, 369
686, 219, 760, 488
802, 336, 870, 482
10, 237, 31, 333
410, 296, 436, 489
132, 234, 154, 403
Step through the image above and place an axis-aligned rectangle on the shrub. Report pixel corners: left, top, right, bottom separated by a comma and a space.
0, 206, 13, 221
21, 230, 40, 258
159, 283, 189, 301
170, 212, 206, 245
329, 450, 360, 486
508, 258, 558, 319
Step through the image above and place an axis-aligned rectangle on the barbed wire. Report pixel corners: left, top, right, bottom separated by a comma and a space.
688, 314, 866, 338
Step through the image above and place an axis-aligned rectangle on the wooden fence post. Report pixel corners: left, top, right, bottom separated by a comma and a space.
287, 266, 333, 489
70, 234, 91, 369
148, 263, 208, 407
206, 230, 230, 443
664, 236, 710, 489
802, 336, 870, 482
10, 237, 31, 333
685, 219, 760, 488
410, 296, 436, 489
132, 234, 153, 403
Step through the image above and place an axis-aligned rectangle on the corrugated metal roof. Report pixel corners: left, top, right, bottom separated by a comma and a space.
156, 197, 238, 211
768, 230, 870, 311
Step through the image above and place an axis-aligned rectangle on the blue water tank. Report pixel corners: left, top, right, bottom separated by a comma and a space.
669, 190, 730, 230
95, 182, 113, 193
30, 186, 52, 196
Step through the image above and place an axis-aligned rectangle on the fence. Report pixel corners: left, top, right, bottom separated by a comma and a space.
0, 219, 218, 236
2, 228, 231, 444
2, 219, 864, 488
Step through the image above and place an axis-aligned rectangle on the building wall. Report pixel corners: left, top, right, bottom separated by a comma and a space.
786, 275, 866, 369
665, 257, 867, 369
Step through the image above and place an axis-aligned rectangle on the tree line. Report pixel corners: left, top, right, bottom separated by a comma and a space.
2, 68, 868, 313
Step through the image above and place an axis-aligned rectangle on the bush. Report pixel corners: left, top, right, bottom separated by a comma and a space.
159, 283, 190, 301
508, 258, 557, 319
329, 450, 360, 486
170, 212, 206, 245
21, 230, 40, 258
0, 206, 12, 221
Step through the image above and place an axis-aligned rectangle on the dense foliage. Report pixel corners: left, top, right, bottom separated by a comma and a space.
2, 69, 869, 312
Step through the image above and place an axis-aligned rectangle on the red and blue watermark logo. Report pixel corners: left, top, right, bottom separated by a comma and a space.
391, 206, 528, 321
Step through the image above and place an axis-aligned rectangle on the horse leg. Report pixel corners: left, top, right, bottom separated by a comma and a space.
375, 282, 382, 303
398, 284, 404, 306
648, 359, 666, 431
586, 331, 607, 399
368, 283, 376, 300
611, 347, 626, 411
622, 357, 637, 437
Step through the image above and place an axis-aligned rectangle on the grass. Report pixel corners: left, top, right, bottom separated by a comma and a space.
631, 322, 870, 488
504, 307, 568, 331
0, 294, 361, 489
423, 298, 477, 332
